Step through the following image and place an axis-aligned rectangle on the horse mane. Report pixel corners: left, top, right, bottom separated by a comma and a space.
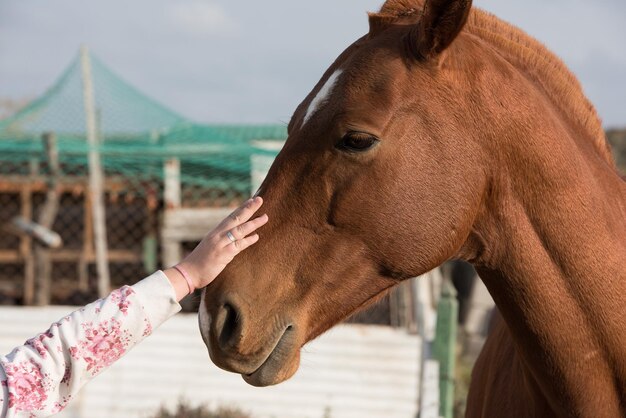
371, 0, 614, 166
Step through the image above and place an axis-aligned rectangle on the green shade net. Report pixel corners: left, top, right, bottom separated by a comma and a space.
0, 50, 286, 204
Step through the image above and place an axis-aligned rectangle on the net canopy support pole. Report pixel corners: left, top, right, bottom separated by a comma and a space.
81, 45, 110, 298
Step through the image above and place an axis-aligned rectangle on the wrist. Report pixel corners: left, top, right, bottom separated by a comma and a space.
163, 267, 190, 302
177, 260, 203, 290
174, 264, 195, 294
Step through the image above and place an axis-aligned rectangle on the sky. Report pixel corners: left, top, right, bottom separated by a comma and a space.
0, 0, 624, 128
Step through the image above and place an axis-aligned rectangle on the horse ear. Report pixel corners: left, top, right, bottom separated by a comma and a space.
411, 0, 472, 61
368, 13, 398, 38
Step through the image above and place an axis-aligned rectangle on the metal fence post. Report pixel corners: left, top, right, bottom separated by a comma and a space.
434, 277, 458, 418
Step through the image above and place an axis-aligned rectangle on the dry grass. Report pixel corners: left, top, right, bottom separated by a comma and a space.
150, 400, 254, 418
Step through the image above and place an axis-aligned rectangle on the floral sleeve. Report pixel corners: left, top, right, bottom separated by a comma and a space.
0, 271, 181, 418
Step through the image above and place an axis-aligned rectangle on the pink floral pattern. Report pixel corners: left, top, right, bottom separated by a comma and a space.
24, 331, 54, 359
142, 317, 153, 337
0, 272, 179, 417
69, 318, 131, 375
3, 359, 49, 411
110, 286, 135, 315
61, 365, 71, 384
51, 395, 72, 414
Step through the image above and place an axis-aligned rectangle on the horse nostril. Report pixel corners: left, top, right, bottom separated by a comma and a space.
218, 302, 241, 349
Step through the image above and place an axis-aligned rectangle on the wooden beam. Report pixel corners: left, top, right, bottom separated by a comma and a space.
0, 176, 127, 193
0, 250, 20, 263
0, 249, 142, 264
162, 208, 231, 242
50, 249, 141, 263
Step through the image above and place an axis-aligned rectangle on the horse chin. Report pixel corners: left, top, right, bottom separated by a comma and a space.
242, 349, 300, 387
241, 328, 301, 387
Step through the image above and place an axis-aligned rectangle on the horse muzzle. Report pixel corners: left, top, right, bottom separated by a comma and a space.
198, 291, 301, 386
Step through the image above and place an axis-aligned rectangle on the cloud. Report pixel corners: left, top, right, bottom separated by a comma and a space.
169, 1, 238, 36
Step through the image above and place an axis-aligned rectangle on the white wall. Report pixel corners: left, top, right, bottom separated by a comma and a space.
0, 307, 421, 418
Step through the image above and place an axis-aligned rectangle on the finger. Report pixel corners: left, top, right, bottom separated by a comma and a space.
229, 233, 260, 253
227, 213, 268, 242
224, 197, 264, 228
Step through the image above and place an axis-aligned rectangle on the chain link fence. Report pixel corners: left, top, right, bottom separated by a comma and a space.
0, 50, 282, 308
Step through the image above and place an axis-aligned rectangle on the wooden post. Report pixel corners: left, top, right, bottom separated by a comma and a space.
389, 287, 400, 328
29, 158, 39, 177
390, 281, 416, 330
77, 192, 93, 291
21, 183, 34, 305
162, 158, 182, 268
164, 158, 181, 210
81, 45, 110, 298
393, 279, 418, 333
34, 132, 61, 306
23, 158, 40, 304
405, 279, 418, 333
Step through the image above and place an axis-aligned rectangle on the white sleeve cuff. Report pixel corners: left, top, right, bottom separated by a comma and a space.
131, 270, 182, 329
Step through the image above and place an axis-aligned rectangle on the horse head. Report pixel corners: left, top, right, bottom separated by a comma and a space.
198, 0, 492, 387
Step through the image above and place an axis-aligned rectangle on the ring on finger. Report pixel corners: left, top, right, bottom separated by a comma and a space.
226, 230, 237, 243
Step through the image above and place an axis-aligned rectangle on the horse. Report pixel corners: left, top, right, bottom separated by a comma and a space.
199, 0, 626, 416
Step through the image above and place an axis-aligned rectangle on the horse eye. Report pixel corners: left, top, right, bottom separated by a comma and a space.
338, 132, 379, 152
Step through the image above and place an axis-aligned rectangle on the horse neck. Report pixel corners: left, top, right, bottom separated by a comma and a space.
468, 127, 626, 415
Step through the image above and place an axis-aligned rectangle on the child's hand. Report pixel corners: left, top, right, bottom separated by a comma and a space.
164, 197, 268, 301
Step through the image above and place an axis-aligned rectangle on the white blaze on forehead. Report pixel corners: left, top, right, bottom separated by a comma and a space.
302, 69, 343, 127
